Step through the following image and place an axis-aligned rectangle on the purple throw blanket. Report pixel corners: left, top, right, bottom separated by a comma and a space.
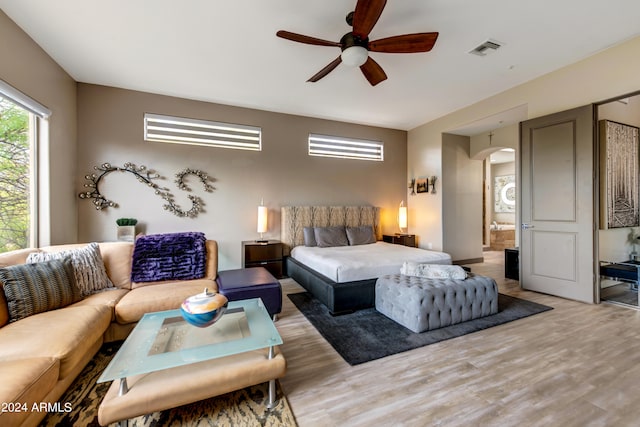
131, 232, 207, 282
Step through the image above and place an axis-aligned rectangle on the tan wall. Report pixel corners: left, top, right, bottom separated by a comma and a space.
470, 124, 519, 159
409, 35, 640, 261
0, 10, 77, 246
441, 133, 482, 261
76, 84, 407, 270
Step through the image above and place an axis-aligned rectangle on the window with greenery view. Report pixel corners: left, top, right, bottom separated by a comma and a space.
0, 97, 31, 253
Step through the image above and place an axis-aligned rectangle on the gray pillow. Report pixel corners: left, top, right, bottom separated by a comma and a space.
303, 227, 317, 247
346, 226, 376, 245
27, 242, 114, 297
314, 226, 349, 248
0, 257, 81, 322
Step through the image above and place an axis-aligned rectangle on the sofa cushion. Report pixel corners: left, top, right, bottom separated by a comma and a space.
27, 242, 115, 297
0, 358, 60, 427
0, 258, 82, 322
0, 247, 40, 268
70, 288, 129, 322
204, 240, 218, 280
98, 348, 286, 426
0, 286, 8, 327
98, 242, 135, 289
131, 232, 207, 283
116, 280, 215, 324
0, 305, 111, 378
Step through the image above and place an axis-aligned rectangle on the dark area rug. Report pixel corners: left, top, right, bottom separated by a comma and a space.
288, 292, 552, 365
601, 283, 638, 307
40, 342, 297, 427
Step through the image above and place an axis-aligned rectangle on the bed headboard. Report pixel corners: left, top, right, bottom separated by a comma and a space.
281, 205, 381, 253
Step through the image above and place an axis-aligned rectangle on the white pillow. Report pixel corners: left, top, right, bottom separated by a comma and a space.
400, 262, 467, 280
27, 242, 115, 297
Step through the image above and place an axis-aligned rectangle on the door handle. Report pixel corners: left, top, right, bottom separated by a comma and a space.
521, 223, 535, 230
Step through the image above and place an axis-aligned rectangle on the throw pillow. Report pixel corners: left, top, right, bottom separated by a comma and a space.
0, 258, 81, 322
314, 226, 349, 248
346, 226, 376, 246
400, 262, 468, 280
27, 242, 114, 297
303, 227, 317, 247
131, 232, 207, 282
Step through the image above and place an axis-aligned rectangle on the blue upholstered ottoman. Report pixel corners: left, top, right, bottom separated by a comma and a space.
216, 267, 282, 317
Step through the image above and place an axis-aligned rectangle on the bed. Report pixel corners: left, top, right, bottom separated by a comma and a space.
281, 206, 452, 314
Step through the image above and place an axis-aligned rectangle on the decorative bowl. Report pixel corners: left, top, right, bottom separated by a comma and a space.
180, 288, 228, 328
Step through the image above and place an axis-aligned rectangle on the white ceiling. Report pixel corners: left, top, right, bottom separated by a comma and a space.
490, 149, 515, 164
1, 0, 639, 131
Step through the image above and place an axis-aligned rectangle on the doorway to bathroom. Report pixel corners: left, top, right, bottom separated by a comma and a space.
484, 148, 517, 251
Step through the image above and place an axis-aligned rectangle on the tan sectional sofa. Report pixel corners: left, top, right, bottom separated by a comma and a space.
0, 240, 219, 427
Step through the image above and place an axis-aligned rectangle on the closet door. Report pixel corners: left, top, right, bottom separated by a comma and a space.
520, 105, 595, 303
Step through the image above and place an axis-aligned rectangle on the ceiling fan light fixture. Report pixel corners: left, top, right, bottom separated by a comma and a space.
341, 46, 368, 67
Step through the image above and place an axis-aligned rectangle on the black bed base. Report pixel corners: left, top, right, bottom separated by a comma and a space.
286, 256, 376, 315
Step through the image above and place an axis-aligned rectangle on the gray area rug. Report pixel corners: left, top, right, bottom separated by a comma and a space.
288, 292, 553, 365
601, 284, 638, 307
40, 342, 297, 427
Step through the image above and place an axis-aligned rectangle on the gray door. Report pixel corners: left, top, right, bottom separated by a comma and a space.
520, 105, 595, 303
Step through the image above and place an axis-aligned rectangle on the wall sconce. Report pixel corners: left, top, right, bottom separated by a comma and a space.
408, 179, 416, 195
429, 176, 437, 194
257, 198, 268, 242
398, 200, 408, 235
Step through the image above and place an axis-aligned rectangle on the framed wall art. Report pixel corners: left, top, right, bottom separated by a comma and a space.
416, 178, 429, 193
494, 174, 516, 213
600, 120, 640, 229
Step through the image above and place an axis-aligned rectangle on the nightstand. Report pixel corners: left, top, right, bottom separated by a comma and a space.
382, 234, 417, 248
242, 240, 284, 278
504, 247, 519, 280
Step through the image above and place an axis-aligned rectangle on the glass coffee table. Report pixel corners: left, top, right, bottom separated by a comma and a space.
97, 298, 283, 425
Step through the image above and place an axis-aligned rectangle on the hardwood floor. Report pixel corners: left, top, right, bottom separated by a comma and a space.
277, 251, 640, 426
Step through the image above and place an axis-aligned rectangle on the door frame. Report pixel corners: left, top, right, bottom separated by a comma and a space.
593, 89, 640, 303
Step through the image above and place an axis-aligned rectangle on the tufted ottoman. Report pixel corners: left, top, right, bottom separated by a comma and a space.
375, 273, 498, 333
216, 267, 282, 318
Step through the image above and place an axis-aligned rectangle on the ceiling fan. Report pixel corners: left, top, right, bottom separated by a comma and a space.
276, 0, 439, 86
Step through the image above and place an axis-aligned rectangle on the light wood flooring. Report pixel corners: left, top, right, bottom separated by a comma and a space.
276, 251, 640, 427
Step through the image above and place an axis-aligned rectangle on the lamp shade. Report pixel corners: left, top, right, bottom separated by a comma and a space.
398, 201, 408, 230
257, 205, 268, 234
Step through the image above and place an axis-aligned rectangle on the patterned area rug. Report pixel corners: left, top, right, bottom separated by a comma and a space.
40, 342, 297, 427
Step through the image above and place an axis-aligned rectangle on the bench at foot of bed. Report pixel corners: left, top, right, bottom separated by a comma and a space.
375, 273, 498, 333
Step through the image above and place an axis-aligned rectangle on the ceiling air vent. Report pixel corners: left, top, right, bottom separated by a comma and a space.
469, 39, 503, 56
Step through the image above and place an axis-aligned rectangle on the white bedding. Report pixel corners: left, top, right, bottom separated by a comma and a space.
290, 241, 452, 282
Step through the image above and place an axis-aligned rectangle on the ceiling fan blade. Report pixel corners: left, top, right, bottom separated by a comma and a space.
360, 57, 387, 86
352, 0, 387, 39
369, 32, 439, 53
308, 56, 343, 82
276, 30, 340, 47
